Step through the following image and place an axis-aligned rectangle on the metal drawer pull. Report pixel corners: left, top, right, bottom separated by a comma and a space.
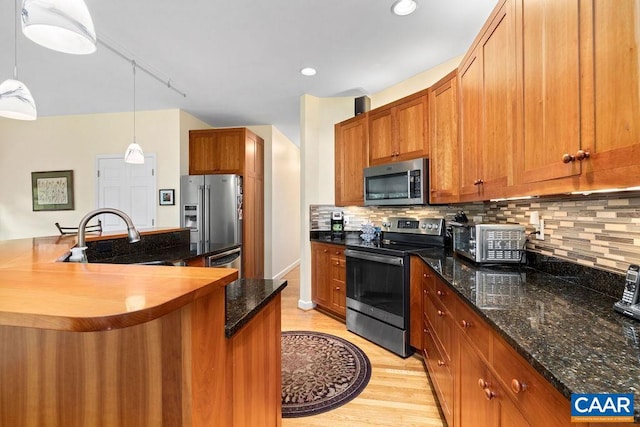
436, 290, 444, 297
511, 379, 528, 394
437, 360, 446, 367
478, 378, 488, 389
437, 310, 445, 317
461, 320, 471, 329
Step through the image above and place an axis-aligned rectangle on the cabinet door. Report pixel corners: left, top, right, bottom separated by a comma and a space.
429, 71, 460, 204
311, 243, 332, 308
481, 0, 516, 198
519, 0, 581, 184
458, 335, 495, 427
394, 95, 429, 162
458, 335, 530, 427
459, 51, 484, 200
578, 0, 640, 189
368, 108, 395, 165
189, 129, 245, 175
335, 115, 369, 206
245, 131, 264, 179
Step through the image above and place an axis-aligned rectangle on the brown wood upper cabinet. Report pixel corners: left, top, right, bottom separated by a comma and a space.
458, 0, 518, 202
428, 70, 460, 204
516, 0, 582, 186
189, 128, 245, 175
335, 113, 369, 206
514, 0, 640, 195
368, 91, 429, 166
188, 127, 264, 279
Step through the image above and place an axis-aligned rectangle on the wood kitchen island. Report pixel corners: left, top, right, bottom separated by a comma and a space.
0, 234, 284, 427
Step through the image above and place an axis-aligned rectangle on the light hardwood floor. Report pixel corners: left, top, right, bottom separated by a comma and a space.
280, 266, 445, 427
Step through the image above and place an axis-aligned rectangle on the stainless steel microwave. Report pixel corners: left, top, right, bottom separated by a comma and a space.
363, 158, 428, 206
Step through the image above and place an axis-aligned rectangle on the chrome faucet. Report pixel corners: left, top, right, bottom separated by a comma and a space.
71, 208, 141, 262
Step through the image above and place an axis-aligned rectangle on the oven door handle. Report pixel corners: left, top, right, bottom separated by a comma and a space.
345, 249, 404, 266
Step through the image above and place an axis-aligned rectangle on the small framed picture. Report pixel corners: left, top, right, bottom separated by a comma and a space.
31, 170, 75, 211
159, 189, 175, 206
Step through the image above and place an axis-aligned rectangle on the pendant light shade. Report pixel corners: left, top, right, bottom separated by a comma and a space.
0, 79, 37, 120
21, 0, 96, 55
124, 142, 144, 164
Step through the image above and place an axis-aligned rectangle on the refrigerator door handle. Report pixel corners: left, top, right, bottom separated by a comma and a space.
198, 184, 206, 254
204, 184, 211, 252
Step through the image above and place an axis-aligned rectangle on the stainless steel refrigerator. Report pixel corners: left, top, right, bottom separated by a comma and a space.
180, 174, 242, 254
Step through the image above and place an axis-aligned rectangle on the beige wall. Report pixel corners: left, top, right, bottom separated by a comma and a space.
0, 109, 300, 280
298, 58, 462, 309
0, 109, 192, 240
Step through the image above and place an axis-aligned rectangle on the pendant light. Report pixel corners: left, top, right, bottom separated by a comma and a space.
0, 0, 37, 120
124, 61, 144, 164
21, 0, 96, 55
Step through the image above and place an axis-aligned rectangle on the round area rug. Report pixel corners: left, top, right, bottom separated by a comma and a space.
281, 331, 371, 418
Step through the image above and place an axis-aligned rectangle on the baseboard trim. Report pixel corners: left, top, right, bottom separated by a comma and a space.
273, 259, 300, 280
298, 299, 315, 311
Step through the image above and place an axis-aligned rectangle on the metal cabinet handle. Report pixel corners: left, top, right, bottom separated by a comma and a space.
474, 179, 484, 185
437, 310, 445, 317
461, 320, 471, 329
436, 290, 445, 297
478, 378, 488, 389
437, 360, 446, 367
562, 153, 575, 163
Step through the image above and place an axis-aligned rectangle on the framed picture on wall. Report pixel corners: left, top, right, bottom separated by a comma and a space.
31, 170, 74, 211
159, 189, 175, 206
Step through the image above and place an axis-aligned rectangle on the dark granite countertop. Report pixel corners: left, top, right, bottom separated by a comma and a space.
412, 249, 640, 421
310, 231, 639, 420
225, 278, 287, 338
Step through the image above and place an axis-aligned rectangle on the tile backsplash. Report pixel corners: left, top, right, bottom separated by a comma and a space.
311, 192, 640, 275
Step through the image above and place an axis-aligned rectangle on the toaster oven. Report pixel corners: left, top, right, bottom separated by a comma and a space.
453, 224, 526, 264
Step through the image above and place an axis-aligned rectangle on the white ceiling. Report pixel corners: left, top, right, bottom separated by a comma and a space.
0, 0, 498, 146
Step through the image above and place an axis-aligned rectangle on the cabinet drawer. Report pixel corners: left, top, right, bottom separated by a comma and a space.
330, 256, 345, 270
424, 292, 454, 361
422, 322, 454, 425
455, 299, 492, 361
492, 336, 570, 426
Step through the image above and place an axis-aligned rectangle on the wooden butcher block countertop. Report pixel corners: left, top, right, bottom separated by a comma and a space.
0, 231, 238, 332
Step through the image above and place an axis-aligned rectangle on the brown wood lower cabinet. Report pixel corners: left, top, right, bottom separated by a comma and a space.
311, 242, 346, 319
229, 294, 282, 427
412, 258, 576, 427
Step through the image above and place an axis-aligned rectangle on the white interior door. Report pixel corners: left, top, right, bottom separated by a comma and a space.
96, 154, 156, 231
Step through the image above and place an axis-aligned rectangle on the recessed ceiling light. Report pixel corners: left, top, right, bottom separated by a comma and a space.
300, 67, 317, 76
391, 0, 417, 16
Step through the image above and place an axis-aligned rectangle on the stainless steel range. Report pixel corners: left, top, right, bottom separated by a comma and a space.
345, 217, 445, 358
